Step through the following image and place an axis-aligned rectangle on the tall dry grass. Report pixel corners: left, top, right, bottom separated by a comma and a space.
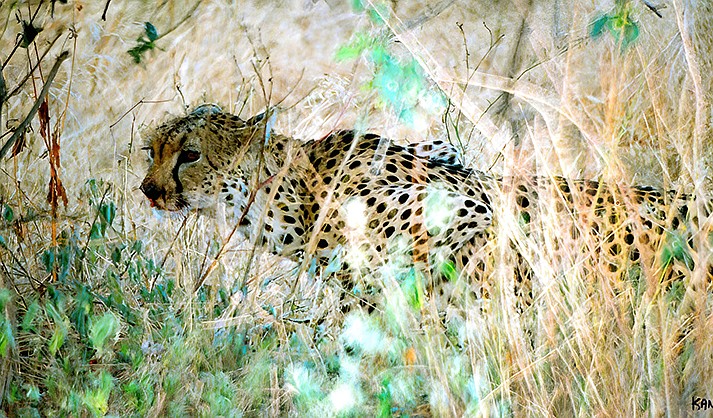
0, 0, 711, 416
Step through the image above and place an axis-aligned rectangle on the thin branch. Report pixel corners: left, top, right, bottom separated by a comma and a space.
1, 0, 45, 70
109, 97, 174, 130
151, 214, 189, 290
0, 63, 5, 136
154, 1, 202, 42
4, 34, 61, 101
0, 50, 69, 159
101, 0, 112, 21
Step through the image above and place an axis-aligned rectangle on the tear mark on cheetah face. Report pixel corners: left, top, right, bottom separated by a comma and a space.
140, 105, 265, 212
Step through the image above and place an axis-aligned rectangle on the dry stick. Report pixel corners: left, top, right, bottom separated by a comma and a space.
155, 1, 202, 42
151, 214, 189, 290
1, 1, 45, 70
192, 174, 277, 293
190, 126, 267, 293
101, 0, 112, 20
0, 51, 69, 159
0, 63, 5, 135
109, 98, 174, 130
3, 34, 61, 102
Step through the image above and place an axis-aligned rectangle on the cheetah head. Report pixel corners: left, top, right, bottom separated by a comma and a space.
140, 105, 266, 211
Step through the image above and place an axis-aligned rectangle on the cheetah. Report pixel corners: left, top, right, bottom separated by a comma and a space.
140, 105, 704, 314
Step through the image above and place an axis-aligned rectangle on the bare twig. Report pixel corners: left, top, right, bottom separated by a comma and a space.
0, 50, 69, 159
101, 0, 112, 20
641, 0, 664, 18
193, 173, 278, 293
154, 1, 202, 42
1, 1, 45, 70
109, 98, 174, 130
0, 63, 5, 136
4, 34, 62, 102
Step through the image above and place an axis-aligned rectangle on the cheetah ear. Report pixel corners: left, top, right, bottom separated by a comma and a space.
191, 104, 223, 116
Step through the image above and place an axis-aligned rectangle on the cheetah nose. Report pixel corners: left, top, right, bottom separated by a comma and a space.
140, 179, 162, 202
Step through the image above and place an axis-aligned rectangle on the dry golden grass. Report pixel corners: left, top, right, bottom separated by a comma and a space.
1, 0, 712, 416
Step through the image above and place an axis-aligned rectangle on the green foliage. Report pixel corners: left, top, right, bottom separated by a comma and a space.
70, 284, 93, 338
46, 299, 69, 356
91, 201, 116, 239
20, 301, 40, 331
128, 22, 160, 63
661, 231, 694, 271
2, 204, 13, 222
590, 1, 640, 50
0, 289, 14, 357
89, 312, 120, 354
398, 268, 424, 310
336, 3, 445, 124
122, 376, 155, 416
440, 260, 457, 282
377, 378, 393, 418
82, 371, 114, 417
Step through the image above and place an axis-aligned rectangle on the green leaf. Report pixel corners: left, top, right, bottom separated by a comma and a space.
351, 0, 366, 12
2, 205, 13, 222
324, 245, 343, 276
0, 319, 14, 357
377, 379, 393, 418
89, 312, 120, 353
83, 372, 114, 417
41, 249, 55, 272
131, 240, 143, 253
111, 246, 122, 264
99, 202, 116, 227
25, 385, 40, 402
48, 319, 67, 356
590, 14, 610, 38
21, 301, 40, 331
661, 231, 693, 270
71, 286, 93, 337
399, 268, 424, 310
307, 257, 318, 279
0, 288, 10, 311
622, 20, 639, 47
440, 260, 457, 282
335, 44, 364, 61
144, 22, 159, 42
89, 223, 102, 240
127, 41, 155, 64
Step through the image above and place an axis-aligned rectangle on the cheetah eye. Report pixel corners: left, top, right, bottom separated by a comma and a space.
179, 149, 201, 164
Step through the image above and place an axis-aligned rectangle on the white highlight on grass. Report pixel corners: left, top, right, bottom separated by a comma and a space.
328, 383, 358, 414
341, 313, 386, 355
284, 363, 320, 398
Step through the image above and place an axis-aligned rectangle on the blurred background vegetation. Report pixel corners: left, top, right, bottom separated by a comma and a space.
0, 0, 712, 416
